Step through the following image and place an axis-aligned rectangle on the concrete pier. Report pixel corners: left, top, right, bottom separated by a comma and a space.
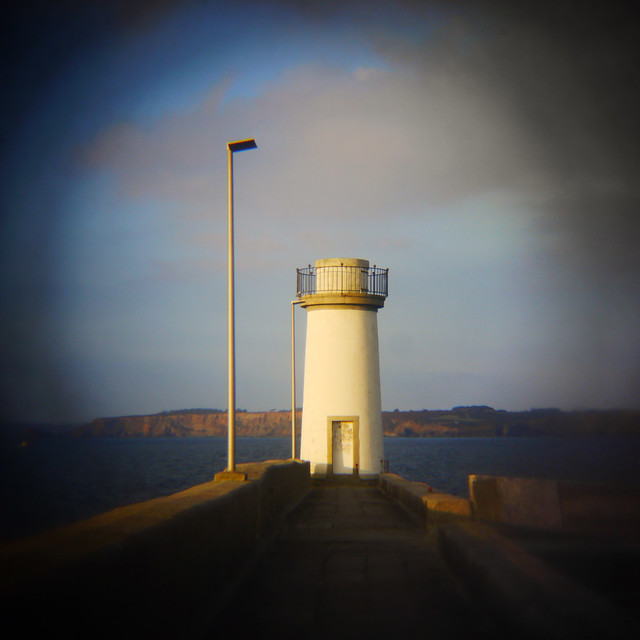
212, 479, 500, 638
0, 460, 310, 639
211, 477, 639, 640
2, 462, 638, 639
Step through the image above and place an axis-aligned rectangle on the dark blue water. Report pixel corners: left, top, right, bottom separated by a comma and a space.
1, 436, 639, 541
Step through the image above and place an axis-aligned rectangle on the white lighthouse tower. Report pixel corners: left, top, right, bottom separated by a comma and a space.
296, 258, 388, 478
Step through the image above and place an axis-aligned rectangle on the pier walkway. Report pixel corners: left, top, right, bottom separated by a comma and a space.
211, 480, 503, 639
4, 462, 637, 640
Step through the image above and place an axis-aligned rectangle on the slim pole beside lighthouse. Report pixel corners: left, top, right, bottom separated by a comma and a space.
291, 299, 301, 459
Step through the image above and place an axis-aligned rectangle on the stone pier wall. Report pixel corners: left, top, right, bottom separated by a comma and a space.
379, 471, 640, 537
378, 473, 472, 525
469, 474, 640, 536
379, 472, 640, 639
0, 459, 310, 639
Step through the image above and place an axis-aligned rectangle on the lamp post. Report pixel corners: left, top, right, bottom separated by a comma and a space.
291, 299, 302, 459
217, 138, 257, 481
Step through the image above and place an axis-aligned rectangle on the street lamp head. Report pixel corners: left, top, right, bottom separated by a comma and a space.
227, 138, 257, 152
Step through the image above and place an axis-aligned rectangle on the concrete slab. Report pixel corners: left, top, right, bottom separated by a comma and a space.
209, 482, 505, 639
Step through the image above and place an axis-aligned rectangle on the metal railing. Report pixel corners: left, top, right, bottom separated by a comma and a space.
296, 264, 389, 298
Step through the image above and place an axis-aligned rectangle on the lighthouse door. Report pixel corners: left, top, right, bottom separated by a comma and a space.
330, 419, 359, 475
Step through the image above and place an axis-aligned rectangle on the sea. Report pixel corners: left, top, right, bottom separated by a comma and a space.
1, 436, 640, 541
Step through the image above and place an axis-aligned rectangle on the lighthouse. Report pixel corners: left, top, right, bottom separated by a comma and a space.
296, 258, 388, 478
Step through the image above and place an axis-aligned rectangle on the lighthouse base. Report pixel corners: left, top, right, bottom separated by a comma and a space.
308, 464, 379, 481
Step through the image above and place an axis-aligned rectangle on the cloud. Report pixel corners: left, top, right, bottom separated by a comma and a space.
3, 0, 640, 420
80, 55, 537, 223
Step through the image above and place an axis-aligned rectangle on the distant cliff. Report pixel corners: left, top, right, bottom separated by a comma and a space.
71, 409, 298, 438
383, 406, 640, 437
68, 406, 640, 438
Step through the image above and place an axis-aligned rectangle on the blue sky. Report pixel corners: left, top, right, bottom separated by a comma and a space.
1, 0, 639, 423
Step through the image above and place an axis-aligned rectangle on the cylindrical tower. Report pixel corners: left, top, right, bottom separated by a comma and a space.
296, 258, 388, 478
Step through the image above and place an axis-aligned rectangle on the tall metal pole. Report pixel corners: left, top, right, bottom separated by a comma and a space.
223, 138, 256, 476
227, 145, 236, 472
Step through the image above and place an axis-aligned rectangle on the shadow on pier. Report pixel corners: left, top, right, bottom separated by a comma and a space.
212, 478, 500, 639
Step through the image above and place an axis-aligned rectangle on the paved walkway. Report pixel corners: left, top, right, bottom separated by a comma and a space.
211, 481, 504, 639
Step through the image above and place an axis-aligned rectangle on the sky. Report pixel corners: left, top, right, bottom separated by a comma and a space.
1, 0, 639, 424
